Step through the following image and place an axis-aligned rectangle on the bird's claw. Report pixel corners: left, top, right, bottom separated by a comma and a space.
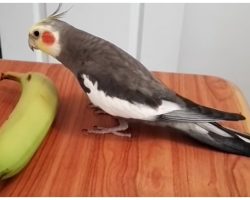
82, 119, 131, 137
87, 127, 131, 137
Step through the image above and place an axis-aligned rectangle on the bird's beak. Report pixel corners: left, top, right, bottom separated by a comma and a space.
29, 43, 34, 51
28, 34, 36, 52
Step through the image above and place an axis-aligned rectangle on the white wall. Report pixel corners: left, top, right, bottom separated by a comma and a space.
0, 4, 37, 62
178, 4, 250, 103
140, 3, 185, 72
0, 3, 250, 104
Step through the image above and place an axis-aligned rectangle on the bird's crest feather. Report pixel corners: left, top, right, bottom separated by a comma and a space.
45, 3, 72, 21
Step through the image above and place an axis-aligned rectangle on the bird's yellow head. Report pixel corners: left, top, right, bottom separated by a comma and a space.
28, 4, 70, 57
28, 22, 61, 57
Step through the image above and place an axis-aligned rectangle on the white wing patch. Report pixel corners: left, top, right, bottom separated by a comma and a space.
198, 123, 233, 138
237, 135, 250, 143
82, 74, 181, 120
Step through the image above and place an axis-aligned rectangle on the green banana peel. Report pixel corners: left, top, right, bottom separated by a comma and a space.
0, 72, 59, 180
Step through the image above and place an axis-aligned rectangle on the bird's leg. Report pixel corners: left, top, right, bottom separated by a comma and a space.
86, 119, 131, 137
88, 103, 107, 115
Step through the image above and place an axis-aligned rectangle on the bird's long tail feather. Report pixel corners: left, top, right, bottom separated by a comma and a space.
167, 121, 250, 157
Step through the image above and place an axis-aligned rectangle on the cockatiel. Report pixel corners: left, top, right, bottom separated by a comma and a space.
28, 7, 250, 157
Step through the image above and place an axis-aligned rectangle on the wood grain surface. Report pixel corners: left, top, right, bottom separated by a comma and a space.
0, 59, 250, 197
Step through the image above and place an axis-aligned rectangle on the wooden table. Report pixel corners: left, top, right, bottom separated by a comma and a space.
0, 59, 250, 197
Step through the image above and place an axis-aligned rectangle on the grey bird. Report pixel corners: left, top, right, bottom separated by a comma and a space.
28, 9, 250, 157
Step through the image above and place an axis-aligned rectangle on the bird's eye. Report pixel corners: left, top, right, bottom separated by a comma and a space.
33, 30, 40, 37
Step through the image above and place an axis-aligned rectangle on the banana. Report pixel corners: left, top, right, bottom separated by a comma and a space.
0, 72, 59, 180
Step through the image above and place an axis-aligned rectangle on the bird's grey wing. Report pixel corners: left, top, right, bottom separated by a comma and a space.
157, 94, 245, 122
76, 60, 168, 108
76, 60, 245, 123
158, 109, 244, 122
73, 41, 245, 123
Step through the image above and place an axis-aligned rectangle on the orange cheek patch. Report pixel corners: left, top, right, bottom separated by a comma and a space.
42, 31, 55, 45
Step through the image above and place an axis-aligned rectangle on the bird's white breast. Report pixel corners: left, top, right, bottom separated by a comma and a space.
82, 74, 181, 120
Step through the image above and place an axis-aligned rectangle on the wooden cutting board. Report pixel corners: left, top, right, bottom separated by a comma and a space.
0, 59, 250, 197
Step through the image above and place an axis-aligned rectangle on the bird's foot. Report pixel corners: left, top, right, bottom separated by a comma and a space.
85, 119, 131, 137
88, 103, 107, 115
